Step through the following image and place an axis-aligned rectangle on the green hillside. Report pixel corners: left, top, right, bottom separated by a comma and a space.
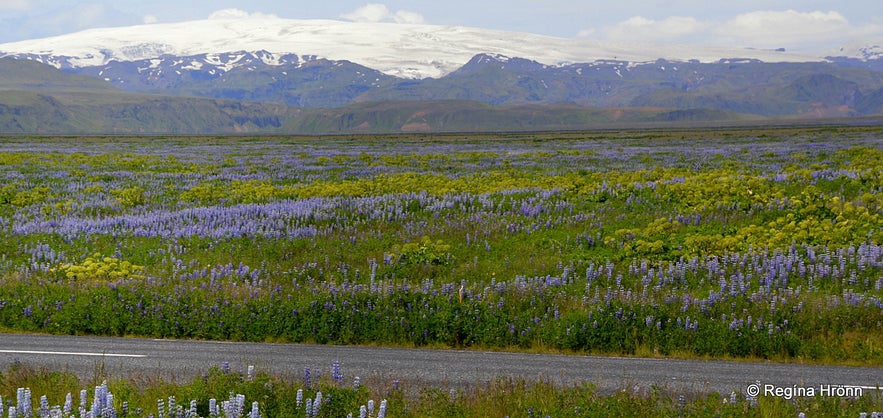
0, 90, 299, 134
0, 58, 115, 91
5, 56, 883, 134
0, 58, 299, 134
282, 100, 756, 133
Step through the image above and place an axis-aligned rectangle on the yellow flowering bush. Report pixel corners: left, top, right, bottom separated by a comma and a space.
390, 236, 453, 266
110, 186, 145, 207
56, 253, 145, 281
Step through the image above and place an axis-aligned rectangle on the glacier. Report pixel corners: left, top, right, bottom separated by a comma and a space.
0, 15, 841, 79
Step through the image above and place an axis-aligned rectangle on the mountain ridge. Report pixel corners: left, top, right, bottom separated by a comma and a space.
35, 51, 883, 115
0, 56, 761, 134
1, 17, 883, 133
280, 100, 755, 133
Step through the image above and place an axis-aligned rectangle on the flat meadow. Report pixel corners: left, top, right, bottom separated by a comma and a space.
2, 126, 883, 416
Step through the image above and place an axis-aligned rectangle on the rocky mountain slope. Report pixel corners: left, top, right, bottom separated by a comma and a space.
1, 17, 882, 133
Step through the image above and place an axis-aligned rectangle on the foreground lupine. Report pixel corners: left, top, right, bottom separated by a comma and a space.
0, 361, 880, 417
0, 362, 393, 418
1, 382, 252, 418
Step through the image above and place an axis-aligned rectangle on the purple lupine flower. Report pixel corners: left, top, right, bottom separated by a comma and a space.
39, 394, 50, 417
332, 361, 343, 384
313, 392, 323, 416
157, 398, 165, 418
208, 399, 218, 417
92, 382, 111, 416
377, 399, 388, 418
304, 398, 313, 418
235, 394, 246, 417
17, 387, 32, 418
107, 393, 116, 418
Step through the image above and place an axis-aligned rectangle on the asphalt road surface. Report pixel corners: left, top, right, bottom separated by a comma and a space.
1, 332, 882, 397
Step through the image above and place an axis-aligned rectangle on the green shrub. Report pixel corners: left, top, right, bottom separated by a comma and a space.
390, 236, 453, 266
56, 253, 145, 282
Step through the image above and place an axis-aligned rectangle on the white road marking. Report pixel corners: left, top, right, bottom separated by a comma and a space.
0, 349, 145, 358
846, 385, 882, 390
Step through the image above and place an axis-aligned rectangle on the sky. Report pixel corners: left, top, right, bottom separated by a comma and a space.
0, 0, 880, 52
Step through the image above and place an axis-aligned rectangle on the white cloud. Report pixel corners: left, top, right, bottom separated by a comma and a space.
0, 2, 141, 41
598, 16, 708, 42
0, 0, 29, 11
576, 28, 596, 38
393, 10, 424, 24
208, 8, 278, 20
341, 3, 390, 23
716, 10, 854, 48
142, 14, 158, 24
41, 3, 119, 31
586, 9, 883, 51
340, 3, 425, 24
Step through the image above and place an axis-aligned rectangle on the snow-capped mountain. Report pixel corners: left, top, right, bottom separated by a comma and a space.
66, 50, 397, 108
2, 15, 883, 134
0, 15, 837, 79
832, 40, 883, 62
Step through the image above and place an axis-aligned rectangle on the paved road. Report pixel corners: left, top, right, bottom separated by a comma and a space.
1, 333, 881, 397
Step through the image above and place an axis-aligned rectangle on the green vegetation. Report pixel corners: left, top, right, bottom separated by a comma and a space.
6, 55, 883, 134
2, 126, 883, 414
56, 253, 145, 283
2, 363, 881, 417
281, 100, 752, 133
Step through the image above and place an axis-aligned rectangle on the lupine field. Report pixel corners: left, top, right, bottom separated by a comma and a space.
2, 359, 883, 418
3, 126, 883, 415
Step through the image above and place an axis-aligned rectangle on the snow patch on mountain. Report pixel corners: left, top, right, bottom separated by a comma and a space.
0, 16, 867, 79
830, 40, 883, 61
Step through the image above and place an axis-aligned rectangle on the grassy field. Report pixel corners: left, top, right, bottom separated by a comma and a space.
2, 126, 883, 415
2, 361, 882, 417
